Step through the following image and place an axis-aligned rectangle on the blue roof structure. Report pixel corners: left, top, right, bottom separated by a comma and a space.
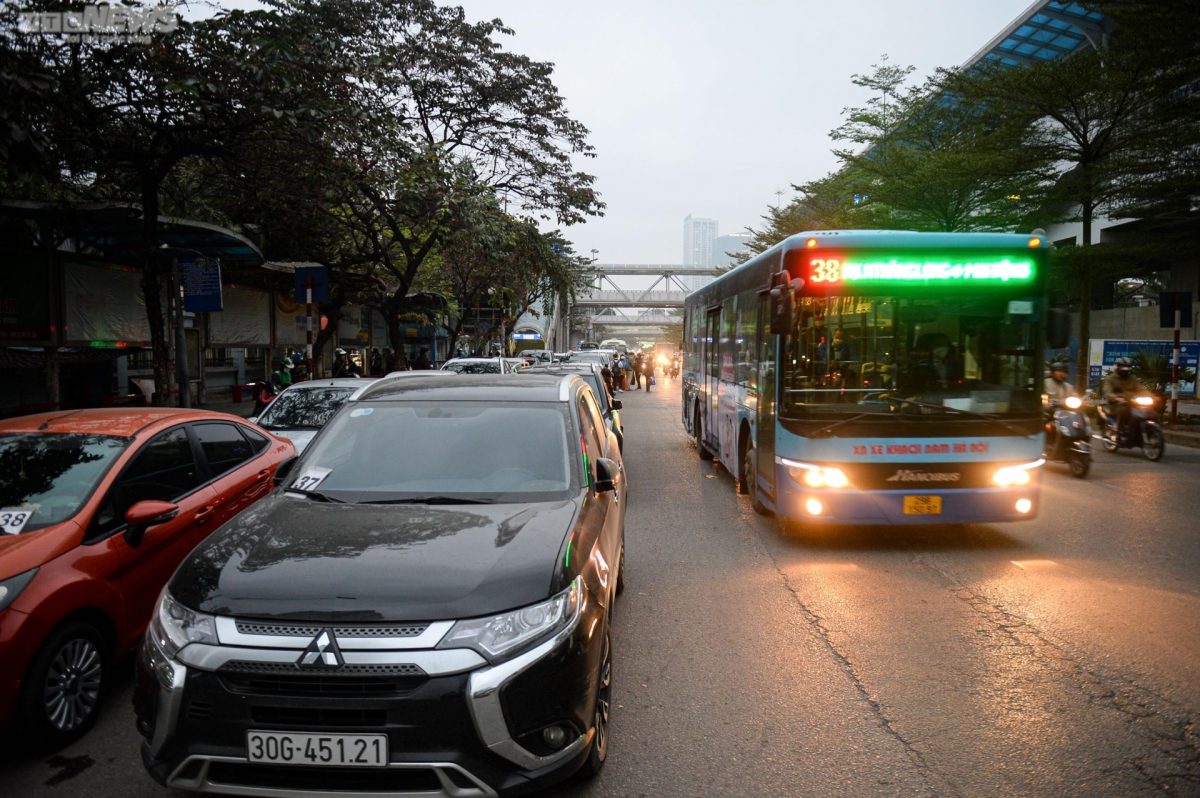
960, 1, 1112, 70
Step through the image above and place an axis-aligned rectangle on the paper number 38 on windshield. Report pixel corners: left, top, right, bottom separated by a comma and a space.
291, 467, 333, 492
0, 508, 33, 535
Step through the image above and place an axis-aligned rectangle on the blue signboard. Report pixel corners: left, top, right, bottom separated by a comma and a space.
181, 257, 222, 312
294, 266, 329, 303
512, 332, 542, 340
1089, 339, 1199, 396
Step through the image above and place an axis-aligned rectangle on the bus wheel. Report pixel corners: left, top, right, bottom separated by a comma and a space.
740, 441, 771, 515
695, 408, 711, 461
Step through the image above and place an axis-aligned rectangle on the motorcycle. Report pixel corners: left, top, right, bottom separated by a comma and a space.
1095, 394, 1164, 461
1043, 395, 1091, 478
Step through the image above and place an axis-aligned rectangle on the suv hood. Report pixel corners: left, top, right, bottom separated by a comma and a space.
170, 493, 579, 622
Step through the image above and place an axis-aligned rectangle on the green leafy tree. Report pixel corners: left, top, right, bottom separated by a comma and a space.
308, 0, 601, 370
739, 172, 873, 262
833, 58, 1052, 233
2, 1, 347, 403
942, 43, 1171, 391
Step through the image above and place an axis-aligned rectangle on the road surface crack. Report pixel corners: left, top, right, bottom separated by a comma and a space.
765, 553, 953, 798
923, 558, 1200, 794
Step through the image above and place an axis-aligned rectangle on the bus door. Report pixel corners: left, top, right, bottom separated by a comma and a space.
755, 296, 776, 502
705, 307, 721, 448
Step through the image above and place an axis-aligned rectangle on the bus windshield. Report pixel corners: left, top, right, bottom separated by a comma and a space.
780, 293, 1041, 420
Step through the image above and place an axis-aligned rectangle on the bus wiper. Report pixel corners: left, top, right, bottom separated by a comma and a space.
284, 488, 344, 503
886, 397, 1030, 435
360, 496, 497, 505
807, 413, 880, 438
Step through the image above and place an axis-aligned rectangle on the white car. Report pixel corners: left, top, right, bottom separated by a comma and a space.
439, 357, 512, 374
250, 377, 375, 453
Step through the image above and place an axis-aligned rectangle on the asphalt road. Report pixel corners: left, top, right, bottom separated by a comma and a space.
3, 378, 1200, 797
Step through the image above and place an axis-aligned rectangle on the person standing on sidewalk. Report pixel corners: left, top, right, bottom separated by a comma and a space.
641, 355, 653, 392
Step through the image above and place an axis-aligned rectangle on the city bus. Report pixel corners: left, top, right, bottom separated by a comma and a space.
681, 230, 1069, 526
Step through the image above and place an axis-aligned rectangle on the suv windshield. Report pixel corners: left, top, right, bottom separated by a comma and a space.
293, 402, 576, 502
0, 433, 129, 533
258, 387, 357, 430
781, 294, 1041, 420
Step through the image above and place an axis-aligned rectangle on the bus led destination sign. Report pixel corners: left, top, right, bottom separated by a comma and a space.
808, 257, 1034, 285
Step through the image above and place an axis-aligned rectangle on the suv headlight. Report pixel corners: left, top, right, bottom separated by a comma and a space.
149, 589, 218, 659
437, 578, 581, 663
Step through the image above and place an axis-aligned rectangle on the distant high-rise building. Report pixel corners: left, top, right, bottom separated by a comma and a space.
683, 215, 718, 267
711, 234, 751, 266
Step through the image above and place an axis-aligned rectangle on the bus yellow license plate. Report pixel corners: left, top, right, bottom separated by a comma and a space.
903, 495, 942, 515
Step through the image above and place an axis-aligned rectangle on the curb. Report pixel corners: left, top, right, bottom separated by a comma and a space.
1164, 429, 1200, 449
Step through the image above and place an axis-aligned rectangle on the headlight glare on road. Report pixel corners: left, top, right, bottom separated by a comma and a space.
439, 577, 581, 662
150, 589, 218, 659
785, 460, 849, 489
992, 459, 1044, 487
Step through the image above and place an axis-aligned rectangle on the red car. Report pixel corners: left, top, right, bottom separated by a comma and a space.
0, 408, 294, 748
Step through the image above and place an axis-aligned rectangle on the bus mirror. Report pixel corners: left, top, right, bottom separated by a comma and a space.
1047, 307, 1070, 349
769, 271, 794, 334
769, 285, 792, 334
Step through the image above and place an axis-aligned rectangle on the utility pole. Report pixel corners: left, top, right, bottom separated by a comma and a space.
172, 257, 191, 408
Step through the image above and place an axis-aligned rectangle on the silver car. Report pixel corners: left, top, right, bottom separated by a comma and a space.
250, 378, 375, 453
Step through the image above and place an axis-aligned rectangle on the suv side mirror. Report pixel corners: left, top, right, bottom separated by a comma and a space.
593, 458, 618, 493
611, 400, 623, 411
1047, 307, 1070, 349
273, 455, 299, 487
123, 500, 179, 547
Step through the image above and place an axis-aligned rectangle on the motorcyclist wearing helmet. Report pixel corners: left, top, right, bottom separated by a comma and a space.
1044, 362, 1076, 403
1102, 357, 1145, 440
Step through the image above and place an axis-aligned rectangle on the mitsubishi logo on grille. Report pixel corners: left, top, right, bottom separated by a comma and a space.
297, 629, 343, 669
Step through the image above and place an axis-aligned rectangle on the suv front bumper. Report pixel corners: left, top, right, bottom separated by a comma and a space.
135, 606, 603, 797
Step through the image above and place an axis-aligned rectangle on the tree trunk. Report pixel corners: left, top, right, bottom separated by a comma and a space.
1076, 201, 1094, 394
384, 295, 409, 372
140, 174, 172, 405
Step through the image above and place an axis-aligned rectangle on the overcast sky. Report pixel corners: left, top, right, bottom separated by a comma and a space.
451, 0, 1034, 264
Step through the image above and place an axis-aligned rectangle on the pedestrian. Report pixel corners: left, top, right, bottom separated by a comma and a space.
369, 348, 383, 376
631, 353, 642, 389
617, 354, 628, 391
641, 356, 653, 392
601, 364, 616, 397
413, 347, 432, 370
332, 348, 358, 378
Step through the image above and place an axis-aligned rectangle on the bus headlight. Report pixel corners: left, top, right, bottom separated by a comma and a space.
783, 460, 849, 489
992, 459, 1044, 487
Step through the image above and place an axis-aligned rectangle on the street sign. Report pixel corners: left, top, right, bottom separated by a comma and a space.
181, 257, 223, 312
294, 266, 329, 303
1088, 338, 1199, 396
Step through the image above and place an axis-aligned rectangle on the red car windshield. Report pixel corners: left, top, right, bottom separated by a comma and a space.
0, 433, 129, 533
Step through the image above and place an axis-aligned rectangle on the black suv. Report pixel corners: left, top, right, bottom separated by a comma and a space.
135, 374, 627, 797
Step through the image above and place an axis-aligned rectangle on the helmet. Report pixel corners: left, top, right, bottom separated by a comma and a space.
1115, 357, 1132, 374
335, 348, 347, 356
1051, 362, 1068, 373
